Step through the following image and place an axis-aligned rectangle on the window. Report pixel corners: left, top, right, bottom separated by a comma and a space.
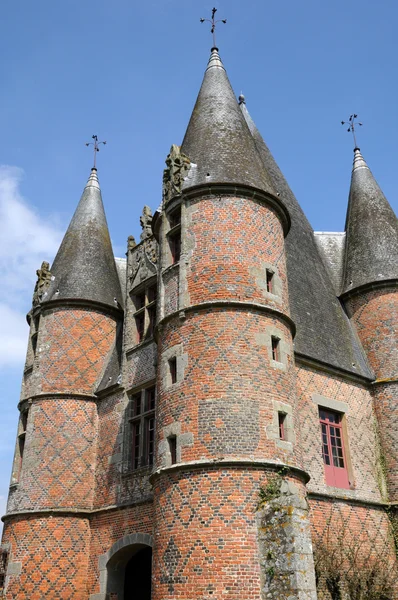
271, 336, 280, 362
12, 409, 28, 483
0, 550, 8, 594
169, 357, 177, 384
278, 412, 287, 440
168, 436, 177, 465
167, 207, 181, 265
132, 282, 157, 344
129, 386, 156, 470
266, 269, 274, 293
319, 409, 350, 489
31, 315, 40, 356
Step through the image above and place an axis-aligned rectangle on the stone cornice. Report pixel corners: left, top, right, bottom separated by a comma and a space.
40, 297, 123, 319
149, 458, 310, 484
340, 278, 398, 301
153, 183, 291, 239
308, 491, 389, 509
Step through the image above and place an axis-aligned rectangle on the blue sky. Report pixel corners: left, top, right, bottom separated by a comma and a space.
0, 0, 397, 526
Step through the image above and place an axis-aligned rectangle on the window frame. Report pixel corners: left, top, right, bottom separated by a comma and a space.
128, 385, 156, 471
167, 206, 182, 265
319, 408, 350, 489
132, 280, 157, 344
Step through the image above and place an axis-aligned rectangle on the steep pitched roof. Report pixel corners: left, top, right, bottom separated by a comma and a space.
181, 49, 275, 195
342, 148, 398, 294
45, 168, 123, 308
239, 97, 372, 378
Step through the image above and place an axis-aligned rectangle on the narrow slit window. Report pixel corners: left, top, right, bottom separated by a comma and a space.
0, 550, 8, 593
278, 412, 287, 440
169, 357, 177, 384
168, 436, 177, 465
271, 337, 280, 362
266, 270, 274, 294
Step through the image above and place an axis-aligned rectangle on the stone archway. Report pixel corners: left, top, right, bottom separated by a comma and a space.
95, 533, 153, 600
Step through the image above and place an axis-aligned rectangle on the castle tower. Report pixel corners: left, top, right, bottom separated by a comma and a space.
151, 48, 316, 599
1, 168, 123, 599
341, 148, 398, 499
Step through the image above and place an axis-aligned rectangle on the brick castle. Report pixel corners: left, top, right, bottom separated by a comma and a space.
1, 46, 397, 599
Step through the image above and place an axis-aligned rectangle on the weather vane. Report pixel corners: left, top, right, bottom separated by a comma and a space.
341, 114, 363, 149
200, 7, 227, 49
85, 135, 106, 169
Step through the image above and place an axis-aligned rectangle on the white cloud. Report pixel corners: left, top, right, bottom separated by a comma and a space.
0, 166, 63, 367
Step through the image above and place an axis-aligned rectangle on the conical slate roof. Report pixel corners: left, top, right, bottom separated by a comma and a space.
239, 97, 372, 378
342, 148, 398, 294
44, 168, 123, 308
181, 49, 276, 195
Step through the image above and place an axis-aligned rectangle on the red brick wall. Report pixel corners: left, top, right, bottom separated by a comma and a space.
152, 467, 268, 599
8, 398, 98, 513
2, 515, 90, 600
309, 498, 398, 598
346, 288, 397, 378
157, 309, 300, 466
346, 287, 398, 500
37, 307, 117, 396
296, 365, 383, 501
185, 196, 289, 314
87, 504, 153, 597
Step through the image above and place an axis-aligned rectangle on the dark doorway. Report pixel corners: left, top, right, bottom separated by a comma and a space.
124, 546, 152, 599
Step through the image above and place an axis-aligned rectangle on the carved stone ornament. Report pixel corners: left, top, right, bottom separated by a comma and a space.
127, 235, 137, 251
129, 238, 158, 286
140, 206, 153, 241
162, 144, 191, 204
129, 210, 158, 287
32, 261, 52, 306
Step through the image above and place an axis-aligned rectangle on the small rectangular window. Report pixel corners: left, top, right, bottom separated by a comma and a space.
278, 412, 286, 440
169, 357, 177, 384
271, 337, 280, 362
319, 409, 350, 489
266, 270, 274, 294
168, 436, 177, 465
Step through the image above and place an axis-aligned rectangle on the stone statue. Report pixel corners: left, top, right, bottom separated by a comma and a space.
162, 144, 191, 204
32, 261, 52, 306
140, 206, 153, 241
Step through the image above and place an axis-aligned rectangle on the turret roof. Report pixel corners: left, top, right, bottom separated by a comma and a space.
44, 168, 123, 309
181, 49, 276, 195
239, 98, 372, 379
342, 148, 398, 294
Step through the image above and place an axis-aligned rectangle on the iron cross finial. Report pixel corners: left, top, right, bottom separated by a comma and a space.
85, 134, 107, 169
341, 114, 363, 150
200, 7, 227, 49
